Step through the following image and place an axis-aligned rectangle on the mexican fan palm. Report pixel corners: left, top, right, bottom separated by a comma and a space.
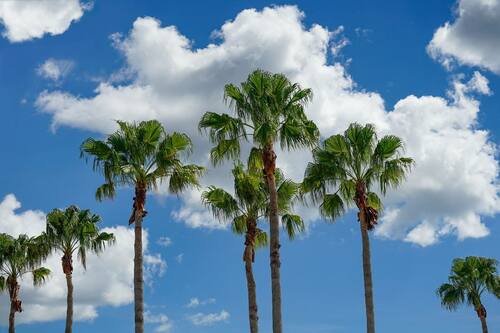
81, 120, 204, 333
437, 256, 500, 333
302, 123, 413, 333
0, 234, 50, 333
199, 70, 319, 333
202, 162, 305, 333
44, 206, 115, 333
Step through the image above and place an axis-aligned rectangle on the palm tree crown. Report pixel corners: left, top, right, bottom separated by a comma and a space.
202, 161, 304, 242
45, 205, 115, 271
302, 123, 413, 226
0, 234, 50, 286
199, 69, 319, 165
437, 256, 500, 313
0, 233, 50, 333
81, 120, 204, 200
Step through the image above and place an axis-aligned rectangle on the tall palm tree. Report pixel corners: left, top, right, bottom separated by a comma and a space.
199, 69, 319, 333
0, 234, 51, 333
202, 162, 305, 333
437, 256, 500, 333
44, 205, 115, 333
80, 120, 204, 333
302, 123, 413, 333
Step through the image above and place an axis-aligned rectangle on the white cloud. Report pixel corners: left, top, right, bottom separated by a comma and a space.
0, 194, 166, 324
0, 0, 91, 42
187, 310, 229, 326
427, 0, 500, 74
145, 311, 173, 333
186, 297, 216, 308
37, 58, 75, 81
35, 6, 500, 246
330, 26, 350, 58
175, 253, 184, 264
157, 236, 172, 247
144, 253, 167, 282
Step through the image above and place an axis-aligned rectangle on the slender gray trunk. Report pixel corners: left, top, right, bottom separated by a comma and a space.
244, 218, 259, 333
480, 316, 488, 333
62, 253, 74, 333
133, 186, 146, 333
9, 301, 15, 333
65, 273, 74, 333
245, 252, 259, 333
359, 209, 375, 333
263, 144, 282, 333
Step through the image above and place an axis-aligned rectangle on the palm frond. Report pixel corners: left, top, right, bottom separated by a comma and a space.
319, 193, 345, 221
32, 267, 51, 286
202, 187, 239, 221
281, 214, 305, 240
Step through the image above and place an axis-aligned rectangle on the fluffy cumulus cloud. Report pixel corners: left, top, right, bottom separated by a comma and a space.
35, 5, 500, 246
0, 0, 91, 42
0, 194, 166, 324
427, 0, 500, 74
37, 58, 75, 81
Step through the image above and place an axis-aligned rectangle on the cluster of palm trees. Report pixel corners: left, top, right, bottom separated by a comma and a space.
0, 69, 498, 333
0, 206, 114, 333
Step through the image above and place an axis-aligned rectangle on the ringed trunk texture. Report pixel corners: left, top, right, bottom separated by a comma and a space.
355, 183, 375, 333
133, 185, 146, 333
263, 143, 282, 333
7, 277, 21, 333
62, 253, 74, 333
244, 218, 259, 333
476, 305, 488, 333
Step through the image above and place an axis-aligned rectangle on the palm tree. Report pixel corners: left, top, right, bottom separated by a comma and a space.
199, 69, 319, 333
44, 205, 115, 333
202, 162, 305, 333
437, 256, 500, 333
302, 123, 413, 333
0, 234, 51, 333
80, 120, 204, 333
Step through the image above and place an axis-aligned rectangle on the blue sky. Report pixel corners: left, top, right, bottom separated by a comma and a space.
0, 0, 499, 332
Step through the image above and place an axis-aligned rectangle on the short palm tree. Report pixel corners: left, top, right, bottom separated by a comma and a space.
302, 123, 413, 333
0, 234, 51, 333
202, 162, 305, 333
199, 69, 319, 333
44, 206, 115, 333
437, 256, 500, 333
81, 120, 204, 333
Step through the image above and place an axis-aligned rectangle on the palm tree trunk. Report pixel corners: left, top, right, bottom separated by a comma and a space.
9, 301, 16, 333
245, 251, 259, 333
480, 316, 488, 333
244, 219, 259, 333
62, 253, 74, 333
359, 213, 375, 333
356, 182, 375, 333
7, 277, 21, 333
476, 305, 488, 333
263, 143, 282, 333
65, 272, 74, 333
133, 186, 146, 333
